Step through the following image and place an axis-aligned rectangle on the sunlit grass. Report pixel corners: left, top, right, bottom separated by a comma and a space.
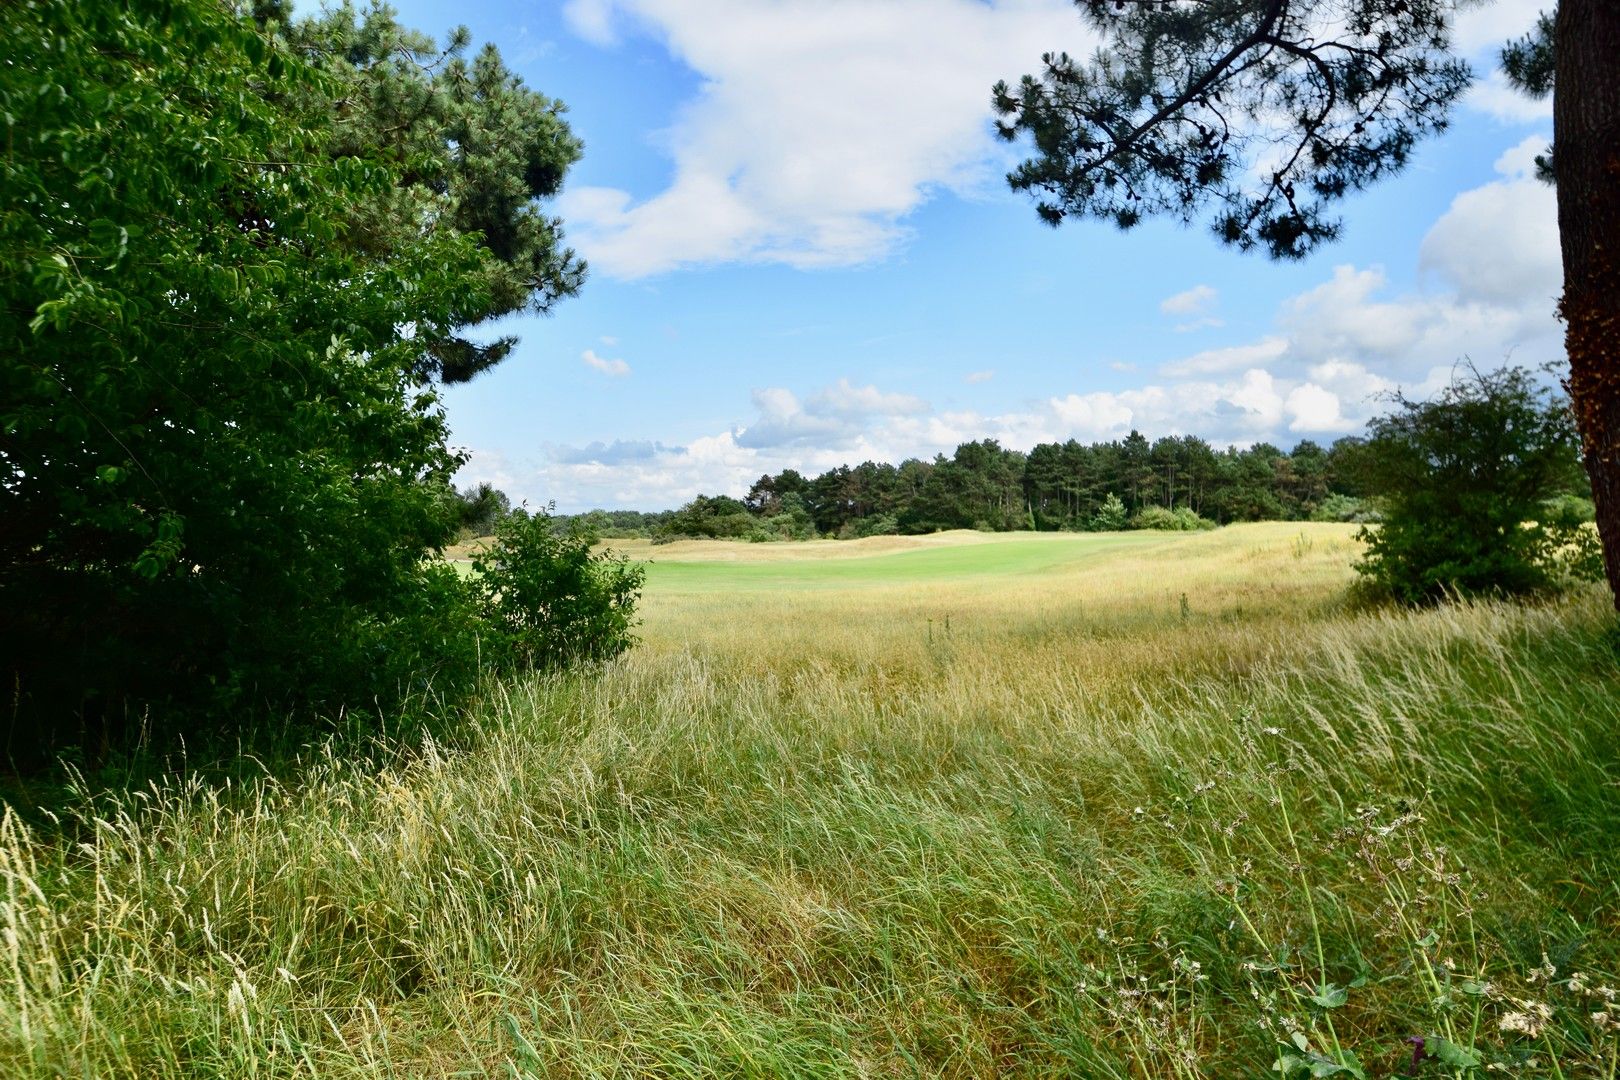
3, 524, 1617, 1077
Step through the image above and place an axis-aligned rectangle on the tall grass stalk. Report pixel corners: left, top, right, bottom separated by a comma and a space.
1, 525, 1615, 1077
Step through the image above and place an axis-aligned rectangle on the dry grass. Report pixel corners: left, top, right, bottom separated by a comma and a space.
2, 525, 1616, 1077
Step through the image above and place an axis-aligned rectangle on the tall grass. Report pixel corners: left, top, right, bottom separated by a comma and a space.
2, 525, 1616, 1077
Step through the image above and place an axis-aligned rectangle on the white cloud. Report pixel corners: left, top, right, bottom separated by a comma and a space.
811, 377, 928, 418
1160, 336, 1288, 378
1465, 69, 1552, 124
558, 0, 1088, 277
1451, 0, 1552, 121
1284, 383, 1352, 434
964, 369, 995, 384
1159, 284, 1225, 332
477, 137, 1568, 510
1452, 0, 1549, 57
1419, 134, 1560, 307
1048, 391, 1133, 438
564, 0, 621, 46
734, 378, 927, 449
1159, 284, 1217, 316
1306, 360, 1396, 408
582, 348, 631, 377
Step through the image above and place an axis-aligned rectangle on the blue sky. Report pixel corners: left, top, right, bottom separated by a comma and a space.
371, 0, 1558, 511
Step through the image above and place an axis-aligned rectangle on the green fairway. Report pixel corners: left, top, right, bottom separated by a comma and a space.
635, 529, 1187, 591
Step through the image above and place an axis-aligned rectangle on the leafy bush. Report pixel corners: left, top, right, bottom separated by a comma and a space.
1090, 494, 1129, 531
1535, 494, 1604, 584
1309, 493, 1378, 523
655, 495, 759, 541
1129, 506, 1217, 531
0, 0, 502, 760
472, 511, 645, 671
1352, 366, 1597, 603
849, 514, 900, 539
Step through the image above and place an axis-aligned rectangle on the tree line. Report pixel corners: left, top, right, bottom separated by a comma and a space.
543, 368, 1600, 606
548, 433, 1377, 543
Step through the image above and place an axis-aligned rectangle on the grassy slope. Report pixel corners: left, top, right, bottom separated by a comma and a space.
3, 525, 1618, 1078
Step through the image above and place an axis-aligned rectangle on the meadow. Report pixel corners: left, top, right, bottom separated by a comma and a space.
3, 524, 1617, 1077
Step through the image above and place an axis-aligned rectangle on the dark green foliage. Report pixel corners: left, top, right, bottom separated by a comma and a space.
1351, 367, 1597, 603
271, 1, 586, 383
1502, 10, 1556, 98
1129, 506, 1216, 531
0, 0, 617, 767
656, 495, 760, 541
993, 0, 1473, 259
1, 0, 506, 759
1499, 10, 1557, 183
1091, 493, 1129, 531
472, 512, 644, 671
1310, 493, 1377, 523
453, 482, 513, 537
571, 429, 1390, 544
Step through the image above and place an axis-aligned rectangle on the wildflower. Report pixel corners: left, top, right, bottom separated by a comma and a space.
1498, 1000, 1553, 1038
1406, 1035, 1427, 1072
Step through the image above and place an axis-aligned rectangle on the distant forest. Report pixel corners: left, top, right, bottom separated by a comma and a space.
532, 431, 1385, 542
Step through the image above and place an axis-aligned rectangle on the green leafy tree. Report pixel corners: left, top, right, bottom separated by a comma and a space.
996, 0, 1620, 608
265, 1, 586, 383
472, 511, 644, 670
658, 495, 759, 541
1351, 367, 1596, 602
0, 0, 502, 759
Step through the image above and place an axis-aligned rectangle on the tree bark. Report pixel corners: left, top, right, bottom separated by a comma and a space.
1556, 0, 1620, 609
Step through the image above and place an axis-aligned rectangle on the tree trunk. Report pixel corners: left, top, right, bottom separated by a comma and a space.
1556, 0, 1620, 609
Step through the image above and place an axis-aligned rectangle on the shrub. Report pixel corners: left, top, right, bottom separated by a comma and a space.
1090, 494, 1129, 531
1310, 493, 1378, 523
851, 514, 901, 539
1351, 365, 1597, 603
472, 511, 645, 671
1130, 505, 1217, 531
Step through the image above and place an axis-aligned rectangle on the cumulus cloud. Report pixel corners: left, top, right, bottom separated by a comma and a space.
1160, 336, 1288, 378
1452, 0, 1548, 57
582, 348, 631, 377
1159, 284, 1224, 331
1160, 284, 1216, 316
732, 379, 927, 450
558, 0, 1087, 277
1465, 69, 1552, 124
1419, 135, 1560, 307
1284, 383, 1352, 433
475, 136, 1566, 511
553, 439, 676, 465
1450, 0, 1552, 121
811, 377, 928, 418
964, 370, 996, 384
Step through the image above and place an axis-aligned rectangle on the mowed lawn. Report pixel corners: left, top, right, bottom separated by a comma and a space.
5, 525, 1619, 1078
